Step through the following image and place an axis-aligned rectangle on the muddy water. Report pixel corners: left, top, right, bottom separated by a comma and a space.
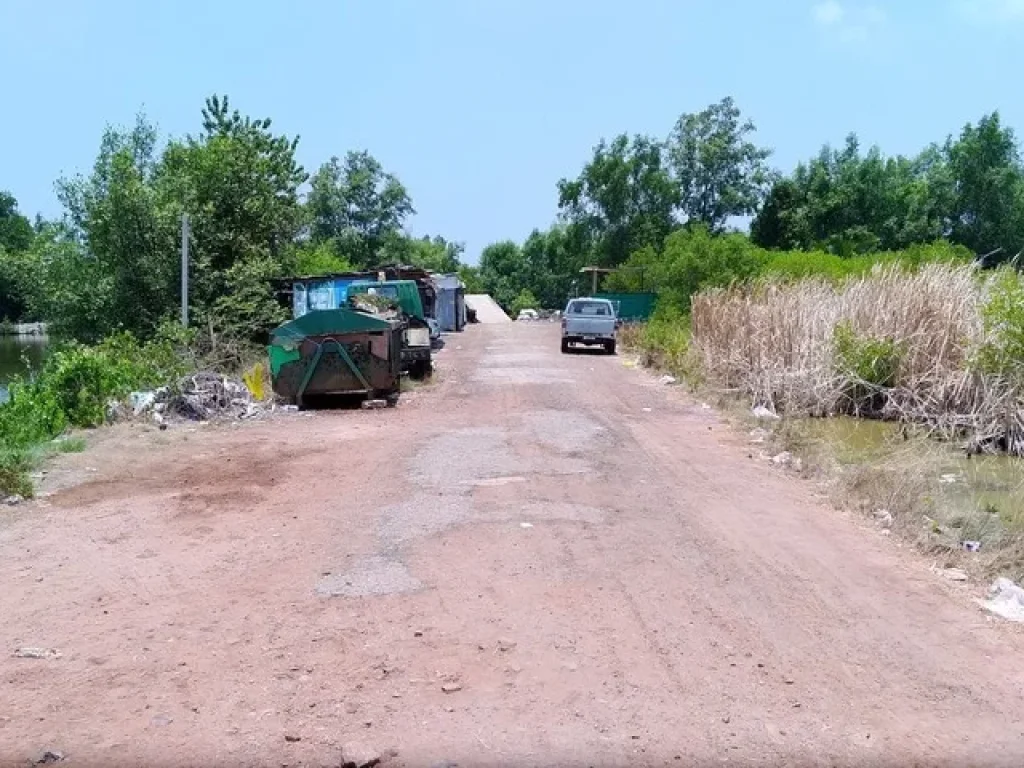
0, 335, 48, 402
790, 416, 1024, 529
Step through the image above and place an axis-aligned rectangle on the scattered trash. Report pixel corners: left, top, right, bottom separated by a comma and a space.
341, 741, 381, 768
980, 577, 1024, 622
792, 457, 804, 472
361, 399, 388, 410
642, 407, 652, 413
700, 402, 712, 410
4, 494, 24, 506
873, 509, 894, 529
771, 451, 793, 466
130, 390, 157, 416
13, 647, 61, 660
284, 734, 301, 743
33, 751, 64, 764
941, 567, 969, 582
150, 714, 173, 727
939, 473, 958, 485
748, 428, 770, 444
519, 522, 534, 529
961, 540, 982, 552
440, 682, 463, 693
162, 372, 263, 422
658, 375, 677, 385
752, 405, 780, 420
497, 638, 517, 652
279, 404, 299, 412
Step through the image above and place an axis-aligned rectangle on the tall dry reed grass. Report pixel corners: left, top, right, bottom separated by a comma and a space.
691, 263, 1024, 453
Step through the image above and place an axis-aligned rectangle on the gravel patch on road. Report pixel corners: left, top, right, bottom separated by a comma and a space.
378, 495, 474, 547
316, 555, 423, 597
520, 409, 608, 455
410, 427, 523, 487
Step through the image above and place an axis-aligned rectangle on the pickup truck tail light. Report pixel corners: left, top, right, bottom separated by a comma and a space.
561, 317, 567, 330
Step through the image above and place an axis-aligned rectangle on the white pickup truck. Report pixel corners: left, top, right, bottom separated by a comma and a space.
561, 297, 618, 354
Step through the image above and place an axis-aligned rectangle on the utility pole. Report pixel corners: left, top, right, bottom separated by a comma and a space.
180, 213, 190, 327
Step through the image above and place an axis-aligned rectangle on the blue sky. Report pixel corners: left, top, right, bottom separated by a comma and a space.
2, 0, 1023, 263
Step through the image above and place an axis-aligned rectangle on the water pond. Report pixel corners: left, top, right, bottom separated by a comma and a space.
0, 335, 49, 403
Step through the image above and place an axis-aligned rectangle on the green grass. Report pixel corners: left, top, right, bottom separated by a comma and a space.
0, 449, 35, 498
52, 436, 87, 454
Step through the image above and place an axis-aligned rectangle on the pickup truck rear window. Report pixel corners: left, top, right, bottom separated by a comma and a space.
568, 301, 611, 316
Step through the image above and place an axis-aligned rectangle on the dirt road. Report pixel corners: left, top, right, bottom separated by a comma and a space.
3, 322, 1024, 767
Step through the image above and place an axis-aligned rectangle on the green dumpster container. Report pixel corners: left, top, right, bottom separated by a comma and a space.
268, 308, 403, 407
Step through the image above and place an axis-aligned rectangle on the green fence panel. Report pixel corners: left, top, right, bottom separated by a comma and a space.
594, 292, 657, 321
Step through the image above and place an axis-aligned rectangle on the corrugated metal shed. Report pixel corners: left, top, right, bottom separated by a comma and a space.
431, 274, 466, 332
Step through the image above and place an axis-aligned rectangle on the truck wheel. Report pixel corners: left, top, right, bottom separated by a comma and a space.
561, 339, 571, 354
605, 340, 617, 355
385, 391, 400, 407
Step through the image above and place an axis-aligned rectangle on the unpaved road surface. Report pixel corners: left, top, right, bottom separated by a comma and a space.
3, 323, 1024, 767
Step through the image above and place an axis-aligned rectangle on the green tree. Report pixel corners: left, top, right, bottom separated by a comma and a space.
557, 134, 677, 268
405, 235, 464, 272
0, 191, 34, 254
752, 135, 948, 254
520, 226, 583, 308
56, 114, 179, 338
611, 226, 765, 312
293, 240, 353, 276
22, 224, 115, 340
478, 240, 526, 310
50, 96, 309, 341
163, 94, 308, 333
667, 97, 774, 232
308, 151, 414, 268
944, 112, 1024, 260
458, 264, 484, 294
510, 289, 539, 316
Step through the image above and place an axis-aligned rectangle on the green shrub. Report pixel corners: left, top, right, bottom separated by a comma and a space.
975, 269, 1024, 381
510, 289, 539, 316
53, 436, 87, 453
630, 307, 696, 382
833, 321, 904, 411
0, 379, 67, 449
0, 328, 195, 454
0, 448, 34, 498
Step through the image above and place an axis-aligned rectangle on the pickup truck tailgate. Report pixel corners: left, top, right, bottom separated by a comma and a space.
565, 315, 614, 336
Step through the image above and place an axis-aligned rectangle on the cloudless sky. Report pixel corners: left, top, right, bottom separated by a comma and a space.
2, 0, 1023, 262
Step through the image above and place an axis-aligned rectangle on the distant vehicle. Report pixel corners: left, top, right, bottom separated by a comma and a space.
517, 309, 539, 321
561, 297, 617, 354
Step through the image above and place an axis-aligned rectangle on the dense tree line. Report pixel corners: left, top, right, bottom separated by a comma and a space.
0, 95, 467, 340
479, 99, 1024, 312
7, 95, 1024, 330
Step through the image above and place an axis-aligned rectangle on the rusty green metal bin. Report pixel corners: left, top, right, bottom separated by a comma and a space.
268, 308, 402, 407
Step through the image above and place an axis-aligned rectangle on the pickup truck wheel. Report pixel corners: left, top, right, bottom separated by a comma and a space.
560, 339, 571, 354
605, 340, 617, 355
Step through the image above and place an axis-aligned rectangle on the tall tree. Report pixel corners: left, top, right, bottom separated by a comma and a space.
944, 112, 1024, 259
56, 114, 178, 337
0, 192, 34, 254
307, 151, 414, 269
557, 134, 677, 268
51, 96, 308, 340
667, 97, 774, 232
478, 240, 527, 310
